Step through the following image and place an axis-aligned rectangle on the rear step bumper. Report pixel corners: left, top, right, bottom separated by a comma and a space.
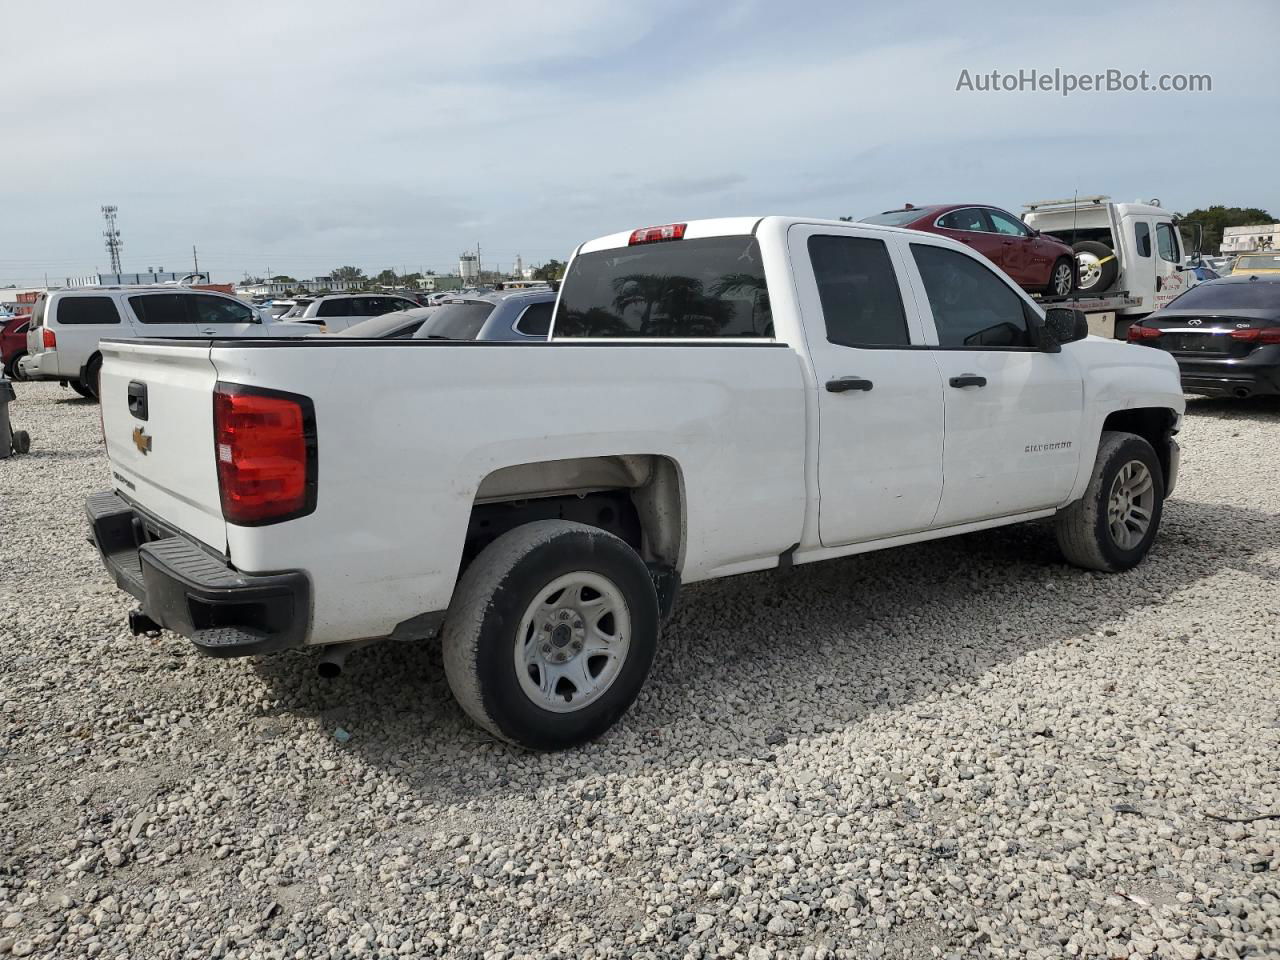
1172, 352, 1280, 398
86, 490, 310, 657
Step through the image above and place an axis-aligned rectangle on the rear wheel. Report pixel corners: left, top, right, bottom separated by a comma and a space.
1055, 431, 1164, 572
68, 380, 93, 399
442, 520, 659, 750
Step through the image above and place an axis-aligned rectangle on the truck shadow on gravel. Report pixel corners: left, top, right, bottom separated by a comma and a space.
250, 496, 1278, 790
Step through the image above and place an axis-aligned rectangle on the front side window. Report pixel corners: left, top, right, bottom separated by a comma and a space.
56, 296, 122, 325
129, 294, 193, 324
937, 208, 987, 232
985, 209, 1028, 237
555, 237, 772, 338
193, 295, 254, 324
1156, 223, 1179, 263
808, 235, 910, 347
514, 301, 553, 336
1135, 222, 1152, 258
911, 244, 1032, 348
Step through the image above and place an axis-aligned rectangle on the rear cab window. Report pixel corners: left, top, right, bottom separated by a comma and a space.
554, 236, 772, 338
55, 296, 123, 325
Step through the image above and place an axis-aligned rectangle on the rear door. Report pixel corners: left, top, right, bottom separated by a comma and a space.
789, 224, 946, 545
905, 240, 1084, 526
99, 341, 227, 551
935, 207, 1004, 267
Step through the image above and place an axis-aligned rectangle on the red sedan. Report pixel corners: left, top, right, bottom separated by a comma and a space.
1, 315, 30, 379
862, 203, 1077, 298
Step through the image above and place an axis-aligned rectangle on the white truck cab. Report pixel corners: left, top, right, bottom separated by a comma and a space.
1023, 196, 1200, 337
88, 216, 1184, 749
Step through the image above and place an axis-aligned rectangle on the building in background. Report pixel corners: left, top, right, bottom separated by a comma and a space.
67, 270, 193, 287
237, 277, 358, 298
459, 252, 480, 282
417, 275, 463, 293
1222, 224, 1279, 254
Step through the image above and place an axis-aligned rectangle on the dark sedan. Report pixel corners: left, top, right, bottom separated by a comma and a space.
1126, 275, 1280, 398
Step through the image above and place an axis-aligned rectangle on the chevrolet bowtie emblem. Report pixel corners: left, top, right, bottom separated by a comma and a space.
132, 426, 152, 455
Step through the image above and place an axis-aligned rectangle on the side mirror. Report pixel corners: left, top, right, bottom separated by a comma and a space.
1042, 307, 1089, 349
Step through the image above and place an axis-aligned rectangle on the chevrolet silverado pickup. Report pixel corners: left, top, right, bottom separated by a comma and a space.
87, 216, 1185, 749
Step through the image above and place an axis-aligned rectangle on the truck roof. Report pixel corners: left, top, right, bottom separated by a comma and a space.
577, 216, 923, 255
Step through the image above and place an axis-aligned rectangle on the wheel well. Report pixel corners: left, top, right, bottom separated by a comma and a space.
1102, 408, 1178, 480
461, 454, 685, 586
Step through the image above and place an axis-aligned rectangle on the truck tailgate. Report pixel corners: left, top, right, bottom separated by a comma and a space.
99, 341, 226, 552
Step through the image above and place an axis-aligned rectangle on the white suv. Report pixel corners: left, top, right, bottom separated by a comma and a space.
282, 294, 422, 332
21, 287, 315, 399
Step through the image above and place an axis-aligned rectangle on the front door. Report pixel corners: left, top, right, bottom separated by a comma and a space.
1152, 221, 1188, 310
904, 240, 1084, 526
985, 207, 1035, 286
790, 224, 945, 546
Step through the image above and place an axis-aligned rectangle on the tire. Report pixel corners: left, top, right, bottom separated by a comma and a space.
1073, 240, 1119, 295
1055, 431, 1165, 572
4, 351, 25, 381
442, 520, 659, 750
68, 380, 93, 399
81, 354, 103, 401
1045, 257, 1076, 298
11, 430, 30, 455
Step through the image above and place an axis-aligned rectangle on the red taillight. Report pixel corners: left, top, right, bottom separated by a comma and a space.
1230, 327, 1280, 344
629, 223, 687, 245
1127, 325, 1162, 341
213, 383, 316, 526
42, 328, 56, 348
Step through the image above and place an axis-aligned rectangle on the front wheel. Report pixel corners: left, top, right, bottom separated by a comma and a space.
1046, 257, 1076, 298
442, 520, 659, 750
1055, 431, 1165, 572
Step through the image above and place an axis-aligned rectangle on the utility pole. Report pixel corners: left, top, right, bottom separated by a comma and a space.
101, 205, 123, 274
192, 245, 200, 276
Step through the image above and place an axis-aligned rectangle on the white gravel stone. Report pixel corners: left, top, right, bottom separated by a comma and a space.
2, 382, 1279, 959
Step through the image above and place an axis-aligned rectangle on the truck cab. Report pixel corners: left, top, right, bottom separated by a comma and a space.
1023, 196, 1200, 336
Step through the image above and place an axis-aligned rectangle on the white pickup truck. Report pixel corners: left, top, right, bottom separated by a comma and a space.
88, 216, 1185, 749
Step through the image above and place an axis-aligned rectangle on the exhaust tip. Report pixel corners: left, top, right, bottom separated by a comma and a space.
1234, 387, 1252, 399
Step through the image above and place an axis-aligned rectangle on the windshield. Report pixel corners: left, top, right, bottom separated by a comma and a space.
1164, 280, 1280, 311
280, 300, 313, 319
554, 236, 772, 338
861, 209, 928, 226
415, 301, 495, 340
1236, 254, 1280, 269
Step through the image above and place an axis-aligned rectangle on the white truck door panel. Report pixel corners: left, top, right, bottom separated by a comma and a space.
904, 240, 1084, 526
788, 225, 945, 546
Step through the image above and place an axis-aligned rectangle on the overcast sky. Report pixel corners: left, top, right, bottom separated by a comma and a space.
2, 0, 1275, 286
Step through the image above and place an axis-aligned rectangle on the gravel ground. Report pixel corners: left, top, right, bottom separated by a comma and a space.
1, 381, 1278, 960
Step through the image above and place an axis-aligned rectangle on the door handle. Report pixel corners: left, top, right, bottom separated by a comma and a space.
826, 377, 874, 393
200, 327, 218, 335
126, 380, 148, 420
949, 374, 987, 388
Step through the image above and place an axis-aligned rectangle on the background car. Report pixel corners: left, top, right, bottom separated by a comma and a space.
333, 307, 438, 339
282, 293, 421, 332
2, 315, 31, 379
1230, 252, 1280, 276
413, 288, 555, 341
862, 203, 1077, 297
1126, 274, 1280, 398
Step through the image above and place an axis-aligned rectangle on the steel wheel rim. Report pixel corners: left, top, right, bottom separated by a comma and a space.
1076, 253, 1102, 288
1107, 460, 1155, 550
1053, 262, 1074, 296
514, 571, 631, 713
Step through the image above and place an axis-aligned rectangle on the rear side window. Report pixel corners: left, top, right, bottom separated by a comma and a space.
129, 294, 192, 324
56, 296, 122, 325
911, 244, 1032, 348
514, 301, 553, 336
554, 236, 772, 338
1135, 222, 1151, 257
317, 298, 353, 318
807, 235, 910, 347
937, 208, 987, 232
